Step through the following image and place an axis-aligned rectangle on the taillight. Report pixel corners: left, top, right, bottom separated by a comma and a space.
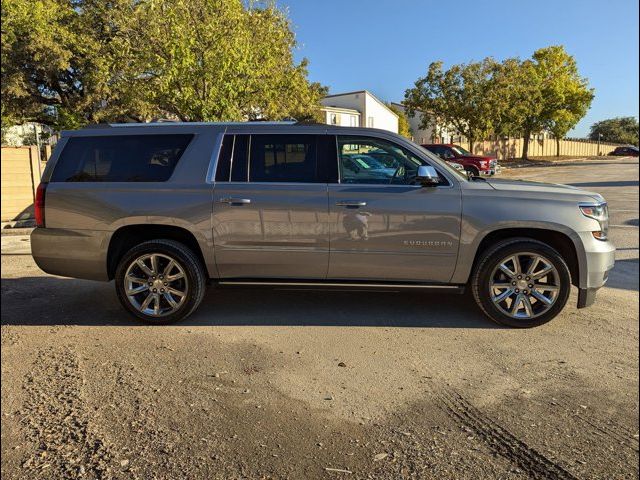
35, 182, 47, 227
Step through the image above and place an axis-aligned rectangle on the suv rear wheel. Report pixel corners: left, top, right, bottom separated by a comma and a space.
472, 238, 571, 327
115, 239, 206, 324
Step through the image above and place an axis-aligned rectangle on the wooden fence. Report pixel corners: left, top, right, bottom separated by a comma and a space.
456, 137, 622, 160
1, 146, 46, 222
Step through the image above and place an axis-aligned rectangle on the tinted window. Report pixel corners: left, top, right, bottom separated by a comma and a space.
231, 135, 249, 182
215, 135, 234, 181
215, 134, 249, 182
52, 135, 192, 182
317, 135, 338, 183
249, 135, 317, 183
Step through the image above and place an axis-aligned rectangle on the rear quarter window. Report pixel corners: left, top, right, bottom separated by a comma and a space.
50, 134, 193, 182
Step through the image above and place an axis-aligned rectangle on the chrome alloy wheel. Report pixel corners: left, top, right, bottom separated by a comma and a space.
123, 253, 188, 317
489, 252, 560, 320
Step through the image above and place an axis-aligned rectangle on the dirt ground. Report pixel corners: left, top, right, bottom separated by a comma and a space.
1, 158, 638, 479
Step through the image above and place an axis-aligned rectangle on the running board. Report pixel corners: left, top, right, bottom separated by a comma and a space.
216, 280, 465, 293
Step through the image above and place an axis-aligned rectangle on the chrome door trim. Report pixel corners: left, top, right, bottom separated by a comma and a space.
217, 280, 462, 289
206, 131, 226, 183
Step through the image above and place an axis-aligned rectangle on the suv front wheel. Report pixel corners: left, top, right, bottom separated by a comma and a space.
472, 238, 571, 327
115, 239, 207, 324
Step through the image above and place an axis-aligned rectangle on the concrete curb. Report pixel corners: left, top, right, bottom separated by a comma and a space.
1, 227, 34, 236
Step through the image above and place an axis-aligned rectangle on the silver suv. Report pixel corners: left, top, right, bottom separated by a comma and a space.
31, 122, 615, 327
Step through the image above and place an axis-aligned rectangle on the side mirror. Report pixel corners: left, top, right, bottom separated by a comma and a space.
416, 165, 440, 186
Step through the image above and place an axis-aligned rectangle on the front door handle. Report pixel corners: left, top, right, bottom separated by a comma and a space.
336, 201, 367, 207
219, 198, 251, 205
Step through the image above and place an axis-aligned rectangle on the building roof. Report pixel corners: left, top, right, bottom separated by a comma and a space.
322, 90, 398, 118
320, 106, 361, 115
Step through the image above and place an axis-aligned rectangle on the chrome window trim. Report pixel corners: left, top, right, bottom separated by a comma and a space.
327, 182, 453, 190
212, 181, 329, 187
226, 134, 235, 182
206, 131, 226, 184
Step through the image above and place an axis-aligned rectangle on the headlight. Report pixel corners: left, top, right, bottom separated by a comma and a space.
580, 203, 609, 240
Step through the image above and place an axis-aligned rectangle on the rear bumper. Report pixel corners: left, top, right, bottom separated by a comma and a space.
31, 227, 110, 281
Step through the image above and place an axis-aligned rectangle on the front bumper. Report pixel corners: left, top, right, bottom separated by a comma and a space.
576, 233, 616, 308
479, 164, 501, 176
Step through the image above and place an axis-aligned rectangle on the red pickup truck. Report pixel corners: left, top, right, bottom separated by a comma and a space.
422, 144, 499, 176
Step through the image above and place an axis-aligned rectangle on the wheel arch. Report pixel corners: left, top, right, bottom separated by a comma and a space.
453, 226, 585, 288
107, 224, 212, 280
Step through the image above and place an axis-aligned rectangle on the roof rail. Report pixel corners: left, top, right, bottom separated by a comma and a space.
294, 121, 326, 126
83, 123, 113, 129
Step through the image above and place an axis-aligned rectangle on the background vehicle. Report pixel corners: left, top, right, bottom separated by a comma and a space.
445, 160, 465, 173
32, 123, 614, 328
422, 143, 499, 176
609, 146, 639, 156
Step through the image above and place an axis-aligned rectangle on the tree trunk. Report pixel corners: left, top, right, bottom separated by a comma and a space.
522, 131, 531, 160
556, 138, 561, 157
468, 137, 475, 154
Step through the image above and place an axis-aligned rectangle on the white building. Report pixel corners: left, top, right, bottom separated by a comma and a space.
321, 90, 398, 134
389, 102, 454, 144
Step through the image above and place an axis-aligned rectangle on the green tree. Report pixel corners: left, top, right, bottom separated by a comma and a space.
499, 46, 593, 159
404, 58, 499, 152
1, 0, 132, 129
1, 0, 325, 129
107, 0, 325, 122
589, 117, 639, 146
386, 103, 412, 139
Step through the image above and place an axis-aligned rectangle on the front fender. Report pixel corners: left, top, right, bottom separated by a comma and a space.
450, 221, 587, 287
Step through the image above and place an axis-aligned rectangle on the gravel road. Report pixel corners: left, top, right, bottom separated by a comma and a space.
1, 158, 638, 479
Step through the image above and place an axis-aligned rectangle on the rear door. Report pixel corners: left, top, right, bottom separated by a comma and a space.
328, 135, 462, 282
212, 133, 332, 279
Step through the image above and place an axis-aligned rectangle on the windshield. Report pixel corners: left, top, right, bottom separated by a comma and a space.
451, 145, 471, 155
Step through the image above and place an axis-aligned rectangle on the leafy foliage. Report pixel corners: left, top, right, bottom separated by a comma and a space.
404, 46, 593, 158
404, 58, 499, 150
515, 46, 593, 158
386, 103, 412, 139
589, 117, 639, 146
1, 0, 325, 129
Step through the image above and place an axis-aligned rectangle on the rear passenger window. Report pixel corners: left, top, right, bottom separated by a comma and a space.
215, 134, 249, 182
249, 135, 317, 183
215, 135, 234, 181
51, 134, 193, 182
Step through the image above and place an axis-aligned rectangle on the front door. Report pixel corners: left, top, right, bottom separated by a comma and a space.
212, 133, 331, 279
328, 135, 462, 283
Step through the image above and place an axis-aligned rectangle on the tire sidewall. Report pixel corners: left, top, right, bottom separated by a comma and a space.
466, 166, 480, 177
473, 240, 571, 328
115, 240, 204, 324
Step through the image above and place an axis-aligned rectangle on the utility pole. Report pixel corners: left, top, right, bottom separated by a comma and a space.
597, 132, 602, 156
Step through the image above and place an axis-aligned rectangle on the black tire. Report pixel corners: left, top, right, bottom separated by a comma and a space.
466, 166, 480, 177
115, 239, 207, 324
471, 238, 571, 328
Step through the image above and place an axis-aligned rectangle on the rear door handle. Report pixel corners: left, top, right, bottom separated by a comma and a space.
336, 201, 367, 207
219, 197, 251, 205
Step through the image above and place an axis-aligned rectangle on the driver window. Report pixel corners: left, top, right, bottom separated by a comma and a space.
337, 136, 424, 185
